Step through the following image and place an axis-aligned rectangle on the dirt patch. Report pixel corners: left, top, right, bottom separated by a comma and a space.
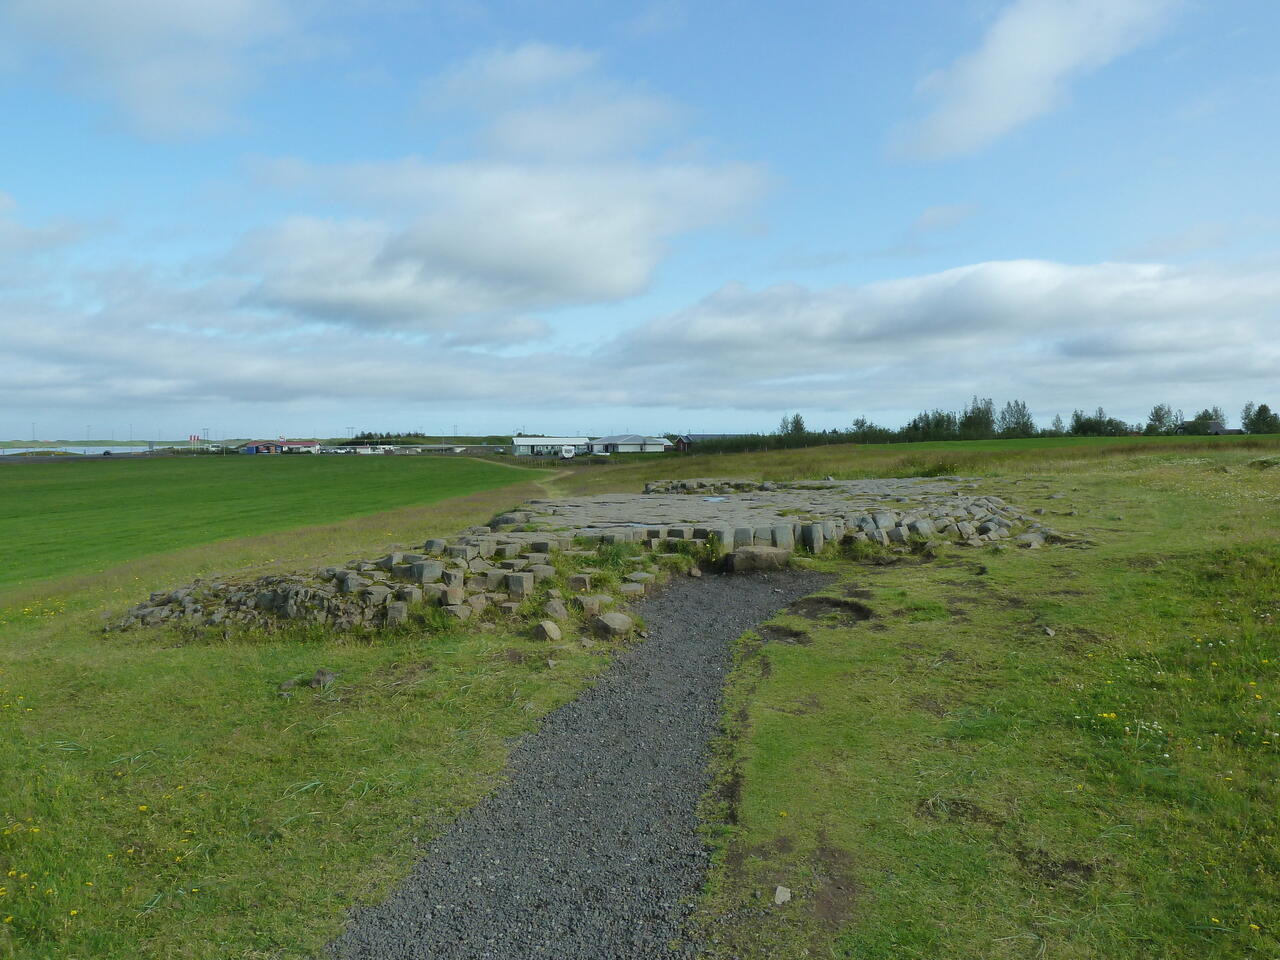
912, 695, 948, 718
812, 841, 861, 930
760, 623, 811, 644
914, 797, 1003, 827
787, 596, 874, 624
1017, 846, 1100, 883
771, 693, 822, 716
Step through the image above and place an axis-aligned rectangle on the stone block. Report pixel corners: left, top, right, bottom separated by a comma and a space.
499, 602, 521, 616
485, 569, 509, 590
626, 571, 655, 583
423, 539, 448, 555
726, 546, 791, 573
443, 604, 472, 621
395, 585, 422, 605
574, 595, 602, 617
771, 525, 795, 550
494, 543, 521, 559
410, 560, 444, 583
544, 598, 569, 620
530, 539, 555, 554
522, 552, 550, 565
735, 527, 755, 548
500, 558, 530, 571
505, 572, 536, 599
800, 523, 825, 553
467, 593, 489, 612
592, 612, 634, 638
533, 620, 562, 642
442, 586, 465, 606
568, 573, 592, 592
385, 601, 408, 626
620, 582, 645, 597
442, 568, 466, 587
446, 544, 479, 561
362, 583, 392, 603
375, 552, 404, 571
529, 564, 556, 582
907, 518, 936, 537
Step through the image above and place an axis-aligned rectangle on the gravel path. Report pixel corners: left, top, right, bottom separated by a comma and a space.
330, 569, 829, 960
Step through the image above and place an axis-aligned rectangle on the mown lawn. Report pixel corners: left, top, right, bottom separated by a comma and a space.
0, 455, 540, 589
695, 450, 1280, 958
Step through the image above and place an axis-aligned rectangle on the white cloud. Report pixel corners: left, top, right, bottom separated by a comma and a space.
0, 192, 84, 257
605, 258, 1280, 413
240, 155, 763, 332
895, 0, 1178, 160
424, 42, 599, 107
0, 0, 292, 136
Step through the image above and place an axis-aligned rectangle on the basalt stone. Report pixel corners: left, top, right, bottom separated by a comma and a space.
725, 545, 791, 573
409, 560, 444, 583
446, 544, 479, 561
443, 604, 472, 621
529, 564, 557, 582
375, 553, 404, 571
801, 523, 825, 553
533, 620, 562, 642
592, 612, 634, 638
506, 572, 535, 599
500, 558, 530, 572
442, 569, 466, 588
395, 585, 422, 604
771, 525, 795, 550
441, 586, 465, 607
620, 582, 645, 597
568, 573, 592, 592
422, 539, 448, 555
385, 601, 409, 626
544, 598, 569, 620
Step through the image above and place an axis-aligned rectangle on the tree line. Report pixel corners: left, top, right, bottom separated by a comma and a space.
668, 397, 1280, 454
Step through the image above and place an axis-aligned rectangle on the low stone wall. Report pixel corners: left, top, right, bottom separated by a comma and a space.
112, 477, 1068, 636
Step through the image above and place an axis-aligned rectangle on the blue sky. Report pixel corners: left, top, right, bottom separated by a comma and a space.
1, 0, 1277, 440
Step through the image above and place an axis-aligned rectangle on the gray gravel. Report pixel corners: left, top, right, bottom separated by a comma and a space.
330, 569, 829, 960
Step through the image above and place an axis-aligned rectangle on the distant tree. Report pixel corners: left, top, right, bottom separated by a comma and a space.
788, 413, 806, 436
901, 409, 959, 443
1144, 403, 1177, 436
1069, 407, 1131, 437
1246, 403, 1280, 434
1184, 407, 1229, 434
776, 414, 792, 436
1241, 401, 1257, 432
958, 396, 996, 440
1044, 414, 1066, 437
996, 399, 1036, 438
848, 417, 897, 443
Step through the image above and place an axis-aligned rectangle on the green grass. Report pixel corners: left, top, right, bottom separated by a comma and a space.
0, 456, 542, 589
3, 438, 1279, 958
694, 455, 1280, 958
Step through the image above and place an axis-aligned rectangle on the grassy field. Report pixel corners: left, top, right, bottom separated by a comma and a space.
690, 445, 1280, 959
0, 455, 541, 590
1, 435, 1278, 958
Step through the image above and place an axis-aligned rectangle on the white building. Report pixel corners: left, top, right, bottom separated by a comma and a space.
511, 436, 591, 456
589, 434, 673, 454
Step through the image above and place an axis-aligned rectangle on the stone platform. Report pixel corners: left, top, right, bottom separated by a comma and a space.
111, 477, 1064, 635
